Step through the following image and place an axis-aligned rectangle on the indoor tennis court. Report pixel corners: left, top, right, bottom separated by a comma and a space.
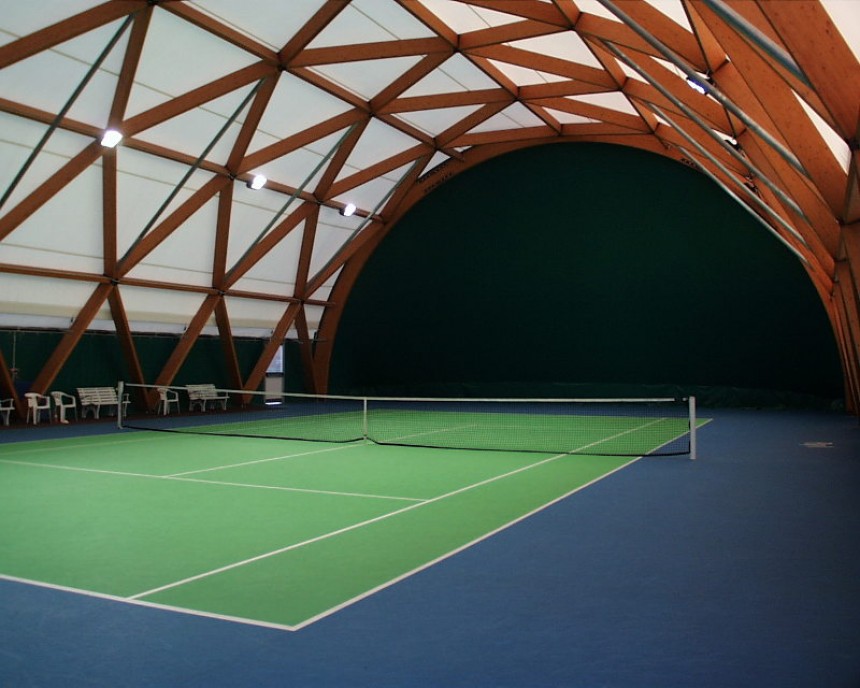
2, 0, 859, 686
1, 395, 700, 631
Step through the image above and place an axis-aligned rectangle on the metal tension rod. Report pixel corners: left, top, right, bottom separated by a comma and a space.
0, 14, 136, 212
122, 76, 267, 261
310, 157, 424, 289
595, 0, 808, 179
234, 121, 361, 269
604, 40, 808, 227
699, 0, 810, 87
679, 144, 809, 265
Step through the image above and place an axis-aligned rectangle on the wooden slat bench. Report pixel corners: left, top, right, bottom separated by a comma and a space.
186, 384, 229, 412
78, 387, 129, 419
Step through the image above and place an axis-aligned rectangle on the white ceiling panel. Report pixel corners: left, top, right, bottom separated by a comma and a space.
308, 55, 424, 100
186, 0, 324, 51
125, 8, 260, 118
250, 72, 354, 147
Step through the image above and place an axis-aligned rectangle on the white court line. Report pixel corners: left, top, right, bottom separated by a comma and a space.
166, 441, 366, 478
0, 432, 178, 456
128, 449, 573, 601
293, 454, 643, 630
0, 573, 301, 633
131, 419, 668, 600
0, 443, 423, 503
3, 417, 687, 632
171, 475, 424, 503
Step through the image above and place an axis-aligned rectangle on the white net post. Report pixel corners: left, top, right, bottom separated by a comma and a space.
117, 381, 125, 429
688, 395, 697, 460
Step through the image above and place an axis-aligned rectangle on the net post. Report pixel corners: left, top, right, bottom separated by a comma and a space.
688, 395, 697, 460
117, 381, 125, 430
362, 397, 368, 440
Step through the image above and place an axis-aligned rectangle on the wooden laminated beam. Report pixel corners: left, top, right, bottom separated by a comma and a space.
107, 287, 149, 408
238, 109, 367, 176
833, 266, 860, 412
109, 6, 153, 128
30, 283, 115, 394
122, 62, 276, 137
293, 307, 319, 393
313, 120, 369, 201
459, 19, 566, 51
756, 0, 860, 140
214, 298, 244, 392
222, 202, 318, 291
0, 142, 103, 243
0, 1, 142, 69
212, 183, 234, 289
279, 0, 352, 64
243, 302, 303, 394
153, 294, 220, 387
117, 175, 231, 276
695, 1, 846, 217
370, 51, 456, 113
324, 144, 430, 201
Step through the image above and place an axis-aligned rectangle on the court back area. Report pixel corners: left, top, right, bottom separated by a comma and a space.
1, 407, 859, 687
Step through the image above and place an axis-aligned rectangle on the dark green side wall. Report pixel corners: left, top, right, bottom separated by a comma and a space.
330, 143, 843, 407
0, 330, 267, 395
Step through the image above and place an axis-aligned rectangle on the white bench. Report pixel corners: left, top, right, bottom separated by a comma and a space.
186, 384, 229, 412
78, 387, 129, 419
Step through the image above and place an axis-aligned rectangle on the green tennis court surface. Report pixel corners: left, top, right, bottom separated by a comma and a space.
0, 427, 686, 630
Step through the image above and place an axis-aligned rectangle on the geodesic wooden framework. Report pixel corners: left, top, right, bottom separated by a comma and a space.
0, 0, 858, 416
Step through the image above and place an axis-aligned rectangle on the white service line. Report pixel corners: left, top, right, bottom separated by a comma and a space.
0, 433, 177, 455
0, 441, 422, 503
166, 441, 366, 478
129, 417, 669, 601
128, 448, 579, 601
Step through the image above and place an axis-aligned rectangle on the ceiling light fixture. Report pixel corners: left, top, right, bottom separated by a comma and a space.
248, 174, 267, 190
340, 202, 356, 217
100, 129, 123, 148
685, 77, 709, 96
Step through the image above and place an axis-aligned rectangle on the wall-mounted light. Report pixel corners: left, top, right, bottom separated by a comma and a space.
340, 202, 356, 217
247, 174, 267, 190
100, 129, 123, 148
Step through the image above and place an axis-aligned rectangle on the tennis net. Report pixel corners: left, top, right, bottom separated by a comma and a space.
120, 383, 697, 458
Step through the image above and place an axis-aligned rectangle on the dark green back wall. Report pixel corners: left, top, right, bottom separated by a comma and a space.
330, 143, 842, 406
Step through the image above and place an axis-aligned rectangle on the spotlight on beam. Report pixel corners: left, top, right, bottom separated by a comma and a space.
100, 129, 123, 148
247, 174, 267, 190
340, 202, 356, 217
685, 77, 708, 95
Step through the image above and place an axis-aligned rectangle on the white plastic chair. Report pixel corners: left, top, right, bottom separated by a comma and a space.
25, 392, 52, 425
50, 391, 77, 423
0, 398, 13, 426
157, 387, 180, 416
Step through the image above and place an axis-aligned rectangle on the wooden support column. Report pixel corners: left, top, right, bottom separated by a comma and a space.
833, 269, 860, 414
214, 297, 244, 391
153, 295, 220, 387
30, 283, 114, 394
243, 302, 303, 396
108, 288, 150, 410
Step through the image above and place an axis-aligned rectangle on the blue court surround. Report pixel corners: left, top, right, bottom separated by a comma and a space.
1, 409, 858, 687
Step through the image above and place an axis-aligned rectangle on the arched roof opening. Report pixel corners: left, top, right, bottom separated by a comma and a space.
0, 1, 858, 409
